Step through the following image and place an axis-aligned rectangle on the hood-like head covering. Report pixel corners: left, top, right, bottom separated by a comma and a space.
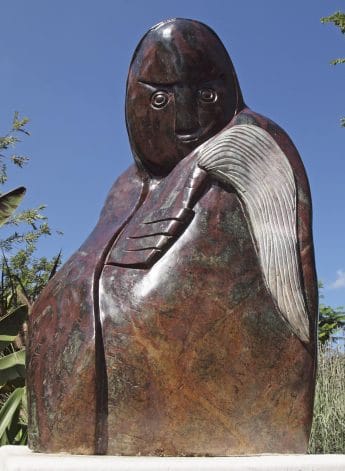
126, 18, 245, 176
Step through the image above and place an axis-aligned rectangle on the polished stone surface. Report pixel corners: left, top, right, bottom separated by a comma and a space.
27, 19, 318, 455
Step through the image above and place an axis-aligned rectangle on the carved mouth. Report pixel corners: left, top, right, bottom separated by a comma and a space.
175, 121, 215, 144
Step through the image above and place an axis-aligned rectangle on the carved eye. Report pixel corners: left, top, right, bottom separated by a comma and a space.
198, 88, 217, 103
151, 91, 170, 109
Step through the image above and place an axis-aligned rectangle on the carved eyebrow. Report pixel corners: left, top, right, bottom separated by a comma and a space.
138, 75, 225, 89
138, 79, 178, 88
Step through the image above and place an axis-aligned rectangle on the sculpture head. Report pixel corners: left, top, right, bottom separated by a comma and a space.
126, 18, 244, 176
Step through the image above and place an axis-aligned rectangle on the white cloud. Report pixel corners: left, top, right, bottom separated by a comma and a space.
330, 269, 345, 289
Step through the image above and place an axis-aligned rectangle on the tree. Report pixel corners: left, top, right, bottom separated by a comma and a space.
0, 114, 61, 445
318, 282, 345, 345
321, 11, 345, 127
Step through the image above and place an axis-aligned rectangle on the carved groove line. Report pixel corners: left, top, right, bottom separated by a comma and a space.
197, 124, 309, 342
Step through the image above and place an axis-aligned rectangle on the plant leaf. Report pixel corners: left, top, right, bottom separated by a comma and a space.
0, 349, 25, 369
0, 187, 26, 227
18, 427, 28, 445
0, 305, 28, 352
0, 364, 26, 386
0, 387, 25, 440
0, 349, 26, 385
6, 404, 21, 444
48, 250, 62, 280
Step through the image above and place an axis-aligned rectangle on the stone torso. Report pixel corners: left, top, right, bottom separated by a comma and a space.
99, 153, 314, 456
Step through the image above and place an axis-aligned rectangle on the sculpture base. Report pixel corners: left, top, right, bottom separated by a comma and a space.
1, 446, 345, 471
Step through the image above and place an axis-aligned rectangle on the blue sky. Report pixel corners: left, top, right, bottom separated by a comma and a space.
1, 0, 344, 307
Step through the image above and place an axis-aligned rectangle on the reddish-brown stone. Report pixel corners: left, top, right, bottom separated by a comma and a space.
27, 19, 317, 455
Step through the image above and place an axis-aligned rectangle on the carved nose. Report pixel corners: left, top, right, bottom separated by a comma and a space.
174, 88, 199, 135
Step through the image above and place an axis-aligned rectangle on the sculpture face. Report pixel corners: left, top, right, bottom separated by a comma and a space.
126, 19, 243, 176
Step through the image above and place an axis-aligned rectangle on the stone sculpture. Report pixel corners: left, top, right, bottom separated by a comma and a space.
27, 18, 318, 456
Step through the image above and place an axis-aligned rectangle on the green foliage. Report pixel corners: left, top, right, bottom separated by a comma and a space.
321, 11, 345, 127
0, 115, 51, 253
0, 256, 29, 445
319, 305, 345, 344
329, 58, 345, 66
1, 250, 61, 312
321, 12, 345, 34
0, 113, 61, 445
0, 112, 29, 186
309, 344, 345, 453
0, 306, 27, 352
0, 346, 26, 385
0, 387, 27, 445
0, 188, 26, 229
318, 282, 345, 345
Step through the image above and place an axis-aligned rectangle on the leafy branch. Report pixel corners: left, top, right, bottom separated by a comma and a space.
321, 11, 345, 126
318, 282, 345, 345
321, 12, 345, 35
0, 113, 62, 445
0, 113, 30, 186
